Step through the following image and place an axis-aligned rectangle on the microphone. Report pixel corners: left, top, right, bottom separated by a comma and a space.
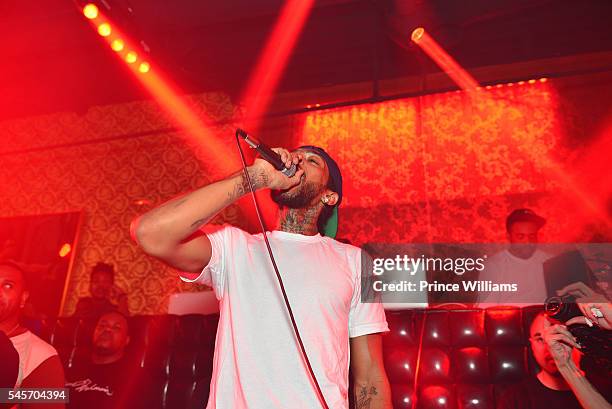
236, 128, 297, 177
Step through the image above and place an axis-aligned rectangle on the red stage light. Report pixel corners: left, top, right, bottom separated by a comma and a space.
540, 78, 548, 83
138, 62, 150, 73
77, 1, 245, 223
111, 39, 124, 52
528, 79, 536, 84
411, 27, 425, 43
125, 51, 137, 64
83, 4, 99, 20
59, 243, 72, 258
410, 27, 479, 91
97, 23, 111, 37
240, 0, 315, 124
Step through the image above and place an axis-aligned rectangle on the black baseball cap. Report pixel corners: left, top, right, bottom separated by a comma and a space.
298, 145, 342, 238
506, 208, 546, 232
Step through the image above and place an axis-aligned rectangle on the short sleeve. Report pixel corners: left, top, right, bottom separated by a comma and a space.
348, 249, 389, 338
179, 224, 232, 299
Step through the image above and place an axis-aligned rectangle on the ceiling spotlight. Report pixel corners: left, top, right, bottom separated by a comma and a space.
59, 243, 72, 258
83, 3, 99, 19
111, 39, 125, 52
411, 27, 425, 44
125, 51, 137, 63
97, 23, 112, 37
138, 62, 150, 73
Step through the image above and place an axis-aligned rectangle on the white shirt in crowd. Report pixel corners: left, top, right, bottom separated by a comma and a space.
477, 248, 551, 307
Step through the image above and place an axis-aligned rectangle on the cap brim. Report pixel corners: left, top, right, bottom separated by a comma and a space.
322, 206, 339, 238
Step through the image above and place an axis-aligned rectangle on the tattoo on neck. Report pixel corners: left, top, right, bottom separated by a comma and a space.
355, 386, 378, 409
279, 207, 320, 235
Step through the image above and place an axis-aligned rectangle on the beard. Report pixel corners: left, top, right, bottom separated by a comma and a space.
509, 243, 537, 259
271, 180, 324, 209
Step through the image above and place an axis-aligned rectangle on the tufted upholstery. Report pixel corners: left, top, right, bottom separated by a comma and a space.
40, 307, 548, 409
383, 307, 543, 409
42, 314, 217, 409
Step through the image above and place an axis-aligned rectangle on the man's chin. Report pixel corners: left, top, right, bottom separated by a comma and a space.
93, 345, 115, 356
543, 360, 560, 374
271, 191, 307, 209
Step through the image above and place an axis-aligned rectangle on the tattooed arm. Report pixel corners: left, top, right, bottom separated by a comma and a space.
131, 149, 304, 272
350, 334, 392, 409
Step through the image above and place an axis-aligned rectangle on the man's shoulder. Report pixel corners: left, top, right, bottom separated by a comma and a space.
327, 237, 361, 252
11, 330, 58, 357
532, 248, 552, 262
29, 331, 58, 355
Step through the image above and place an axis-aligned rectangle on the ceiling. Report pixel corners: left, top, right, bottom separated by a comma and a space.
2, 0, 612, 120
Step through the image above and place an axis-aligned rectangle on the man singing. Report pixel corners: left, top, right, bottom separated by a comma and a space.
132, 145, 392, 409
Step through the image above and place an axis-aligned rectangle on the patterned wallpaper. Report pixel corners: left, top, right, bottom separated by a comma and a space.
0, 93, 247, 315
0, 73, 610, 314
299, 76, 612, 245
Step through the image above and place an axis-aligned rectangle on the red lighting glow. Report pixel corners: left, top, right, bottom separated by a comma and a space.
240, 0, 315, 124
83, 4, 99, 20
410, 27, 479, 91
97, 23, 111, 37
78, 3, 241, 180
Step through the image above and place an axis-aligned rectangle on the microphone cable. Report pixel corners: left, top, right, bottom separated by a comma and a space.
235, 130, 331, 409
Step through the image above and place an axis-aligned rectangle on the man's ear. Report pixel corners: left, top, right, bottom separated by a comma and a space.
324, 191, 339, 206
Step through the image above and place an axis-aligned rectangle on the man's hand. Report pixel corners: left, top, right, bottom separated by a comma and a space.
249, 148, 305, 191
558, 282, 612, 330
542, 319, 581, 369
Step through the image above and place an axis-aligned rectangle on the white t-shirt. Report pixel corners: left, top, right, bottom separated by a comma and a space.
10, 330, 59, 387
477, 248, 551, 306
182, 225, 389, 409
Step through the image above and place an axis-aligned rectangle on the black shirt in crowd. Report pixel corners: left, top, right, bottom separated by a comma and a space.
498, 376, 582, 409
66, 356, 153, 409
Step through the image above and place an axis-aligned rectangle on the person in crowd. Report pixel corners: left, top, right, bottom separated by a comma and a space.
132, 146, 392, 408
73, 262, 129, 319
0, 261, 65, 409
478, 208, 551, 305
65, 311, 151, 409
498, 311, 610, 409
